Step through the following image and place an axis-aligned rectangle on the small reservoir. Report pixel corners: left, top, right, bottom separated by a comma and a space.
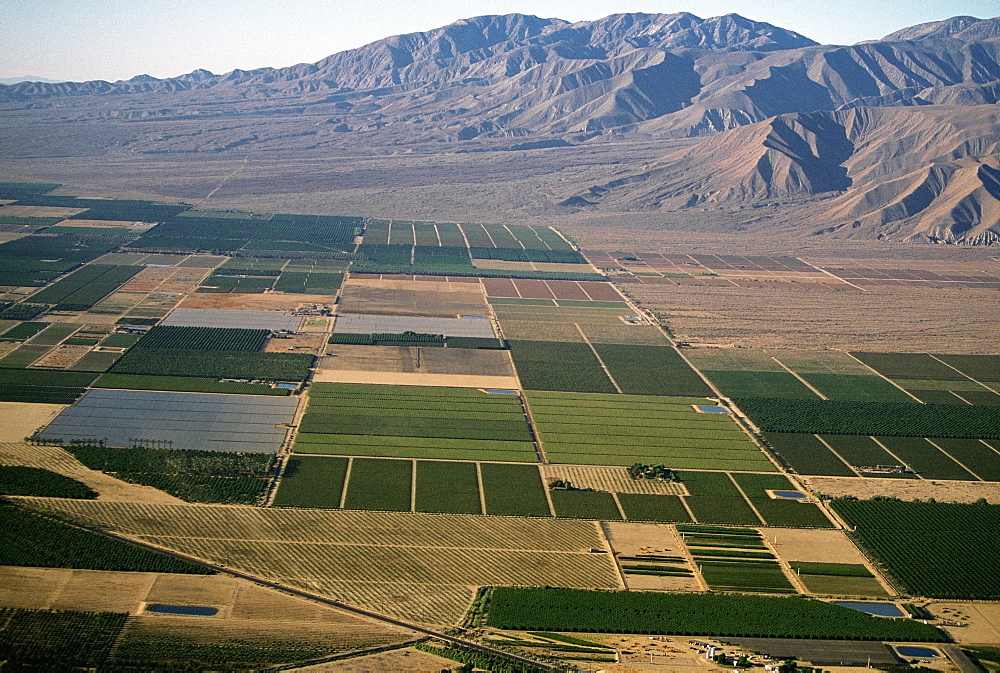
146, 604, 219, 617
896, 645, 939, 658
772, 490, 807, 500
834, 601, 905, 617
694, 405, 729, 414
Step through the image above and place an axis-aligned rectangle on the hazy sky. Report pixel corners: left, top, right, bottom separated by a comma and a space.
3, 0, 997, 82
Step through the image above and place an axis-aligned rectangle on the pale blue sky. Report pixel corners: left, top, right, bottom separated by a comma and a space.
2, 0, 997, 82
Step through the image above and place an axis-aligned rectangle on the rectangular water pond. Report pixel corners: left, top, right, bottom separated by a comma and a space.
834, 601, 905, 617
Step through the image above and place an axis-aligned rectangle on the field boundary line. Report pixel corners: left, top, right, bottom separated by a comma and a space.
541, 468, 557, 518
726, 473, 767, 526
813, 435, 863, 477
678, 495, 698, 524
770, 357, 828, 400
672, 525, 709, 591
574, 323, 622, 393
433, 223, 443, 246
980, 439, 1000, 457
947, 390, 974, 405
924, 438, 984, 481
271, 637, 427, 671
840, 351, 924, 402
760, 531, 809, 595
611, 492, 627, 521
798, 258, 868, 291
597, 521, 628, 590
475, 463, 488, 515
869, 437, 922, 478
410, 459, 417, 513
454, 223, 473, 250
340, 457, 353, 509
927, 353, 1000, 395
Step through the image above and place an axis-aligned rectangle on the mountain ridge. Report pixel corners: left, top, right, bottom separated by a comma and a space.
2, 11, 999, 244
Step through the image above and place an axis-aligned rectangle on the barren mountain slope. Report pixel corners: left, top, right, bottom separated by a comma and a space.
569, 105, 1000, 244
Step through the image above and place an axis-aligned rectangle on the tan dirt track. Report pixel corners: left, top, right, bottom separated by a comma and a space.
179, 292, 337, 311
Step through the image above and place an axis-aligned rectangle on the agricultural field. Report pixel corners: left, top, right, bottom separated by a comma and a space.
0, 503, 211, 574
508, 340, 617, 392
294, 383, 537, 461
133, 325, 270, 351
525, 391, 772, 470
66, 446, 275, 504
40, 389, 297, 453
25, 499, 620, 624
485, 587, 945, 641
111, 348, 314, 381
832, 499, 1000, 600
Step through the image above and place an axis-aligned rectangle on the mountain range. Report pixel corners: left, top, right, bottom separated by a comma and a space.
2, 12, 999, 244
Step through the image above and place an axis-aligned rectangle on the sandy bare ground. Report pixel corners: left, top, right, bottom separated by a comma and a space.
801, 475, 1000, 504
0, 205, 85, 218
179, 292, 335, 311
759, 527, 868, 565
628, 282, 1000, 353
602, 521, 702, 592
297, 647, 453, 672
265, 332, 328, 355
0, 567, 416, 655
0, 442, 184, 504
322, 344, 514, 375
0, 402, 65, 442
925, 601, 1000, 645
53, 219, 154, 230
472, 259, 600, 274
541, 465, 689, 496
312, 369, 519, 389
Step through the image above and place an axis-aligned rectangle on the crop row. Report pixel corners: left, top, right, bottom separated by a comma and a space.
135, 325, 269, 352
0, 503, 212, 574
110, 348, 314, 381
831, 498, 1000, 599
485, 587, 945, 641
734, 397, 1000, 439
94, 374, 289, 396
29, 264, 141, 309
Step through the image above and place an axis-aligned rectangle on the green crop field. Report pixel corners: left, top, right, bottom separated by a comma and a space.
272, 455, 348, 508
0, 321, 49, 342
0, 608, 129, 670
0, 503, 211, 574
832, 499, 1000, 599
273, 271, 343, 294
549, 489, 622, 520
684, 496, 761, 526
0, 466, 97, 499
851, 352, 967, 381
134, 326, 269, 351
933, 354, 1000, 382
617, 494, 692, 523
94, 374, 288, 395
731, 473, 834, 528
0, 368, 96, 404
698, 561, 796, 593
819, 435, 901, 471
875, 436, 977, 480
68, 446, 274, 505
342, 458, 412, 512
485, 587, 945, 640
508, 340, 616, 393
526, 391, 771, 470
414, 460, 482, 515
930, 438, 1000, 481
591, 344, 712, 397
295, 383, 537, 460
28, 264, 142, 310
735, 398, 1000, 440
703, 370, 819, 399
763, 433, 855, 476
110, 348, 314, 381
801, 374, 916, 403
480, 463, 551, 517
